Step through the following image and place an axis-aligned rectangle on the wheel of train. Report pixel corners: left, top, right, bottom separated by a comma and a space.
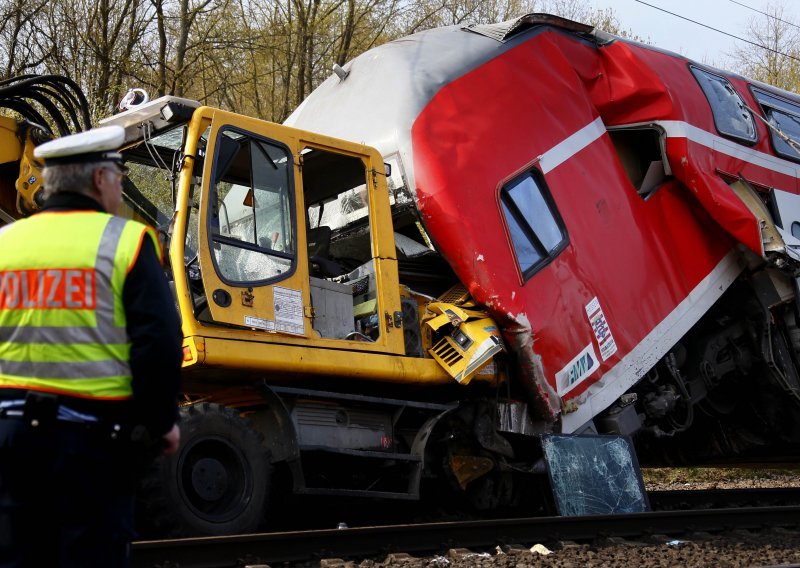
137, 402, 272, 537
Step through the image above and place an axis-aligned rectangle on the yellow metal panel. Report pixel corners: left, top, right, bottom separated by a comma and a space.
181, 319, 503, 384
171, 110, 213, 342
197, 335, 451, 384
372, 257, 405, 354
425, 302, 505, 385
15, 135, 43, 214
353, 298, 377, 318
0, 117, 21, 164
449, 454, 494, 489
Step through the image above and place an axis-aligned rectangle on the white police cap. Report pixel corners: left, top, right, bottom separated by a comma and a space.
34, 125, 126, 166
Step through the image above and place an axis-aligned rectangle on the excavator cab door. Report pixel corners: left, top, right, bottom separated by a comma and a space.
196, 115, 310, 336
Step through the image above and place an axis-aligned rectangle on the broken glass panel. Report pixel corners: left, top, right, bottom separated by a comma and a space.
541, 434, 649, 516
209, 129, 295, 284
691, 67, 756, 143
753, 88, 800, 161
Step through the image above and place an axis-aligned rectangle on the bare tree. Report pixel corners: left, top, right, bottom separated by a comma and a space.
0, 0, 50, 79
730, 1, 800, 91
0, 0, 627, 123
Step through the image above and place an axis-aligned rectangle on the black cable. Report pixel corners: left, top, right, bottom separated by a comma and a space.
37, 75, 92, 129
29, 84, 81, 133
727, 0, 800, 32
633, 0, 800, 65
43, 76, 91, 129
2, 98, 48, 128
0, 74, 91, 135
23, 89, 71, 135
0, 73, 39, 87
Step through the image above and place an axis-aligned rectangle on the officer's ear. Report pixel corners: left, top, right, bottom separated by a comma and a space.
92, 166, 106, 190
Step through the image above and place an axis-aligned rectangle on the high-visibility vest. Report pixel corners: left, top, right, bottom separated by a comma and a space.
0, 211, 161, 400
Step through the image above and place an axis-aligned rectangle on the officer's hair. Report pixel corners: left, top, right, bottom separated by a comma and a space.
42, 161, 114, 199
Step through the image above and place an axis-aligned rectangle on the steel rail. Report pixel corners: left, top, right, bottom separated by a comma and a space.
131, 504, 800, 568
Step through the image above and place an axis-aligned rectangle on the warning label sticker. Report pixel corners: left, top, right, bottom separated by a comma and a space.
244, 315, 275, 331
273, 286, 304, 335
585, 296, 617, 361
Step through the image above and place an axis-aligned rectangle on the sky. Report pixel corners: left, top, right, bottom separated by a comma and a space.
591, 0, 798, 66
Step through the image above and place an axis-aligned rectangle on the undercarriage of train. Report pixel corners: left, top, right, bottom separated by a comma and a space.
605, 267, 800, 466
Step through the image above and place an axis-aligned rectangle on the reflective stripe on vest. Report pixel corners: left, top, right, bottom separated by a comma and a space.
0, 211, 159, 400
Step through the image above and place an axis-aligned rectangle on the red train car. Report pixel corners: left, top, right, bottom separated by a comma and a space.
287, 14, 800, 463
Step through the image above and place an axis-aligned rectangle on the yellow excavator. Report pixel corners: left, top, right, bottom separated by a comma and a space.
0, 75, 524, 537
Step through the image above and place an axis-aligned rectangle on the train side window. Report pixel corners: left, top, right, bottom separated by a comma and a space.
500, 169, 567, 281
691, 66, 756, 143
752, 88, 800, 162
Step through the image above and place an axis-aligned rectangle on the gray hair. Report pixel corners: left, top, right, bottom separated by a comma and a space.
41, 161, 117, 199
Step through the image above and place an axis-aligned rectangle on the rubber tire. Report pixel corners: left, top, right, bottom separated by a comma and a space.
137, 403, 271, 537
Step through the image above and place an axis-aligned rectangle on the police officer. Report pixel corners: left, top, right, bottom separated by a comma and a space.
0, 125, 182, 567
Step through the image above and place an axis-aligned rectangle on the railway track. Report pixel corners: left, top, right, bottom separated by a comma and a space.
131, 488, 800, 568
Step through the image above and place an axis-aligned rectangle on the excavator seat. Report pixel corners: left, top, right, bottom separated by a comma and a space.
307, 225, 345, 277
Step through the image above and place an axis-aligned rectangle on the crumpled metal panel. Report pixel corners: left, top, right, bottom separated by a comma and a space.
285, 20, 563, 200
286, 25, 510, 197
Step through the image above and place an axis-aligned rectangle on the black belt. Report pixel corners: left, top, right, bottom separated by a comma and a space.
0, 392, 125, 440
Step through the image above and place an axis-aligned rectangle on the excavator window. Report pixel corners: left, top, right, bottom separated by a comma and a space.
208, 128, 295, 286
121, 127, 186, 227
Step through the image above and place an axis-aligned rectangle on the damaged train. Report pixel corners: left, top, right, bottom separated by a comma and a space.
2, 12, 800, 535
286, 13, 800, 465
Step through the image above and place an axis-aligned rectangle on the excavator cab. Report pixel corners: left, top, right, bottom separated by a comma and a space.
188, 108, 406, 357
97, 100, 418, 382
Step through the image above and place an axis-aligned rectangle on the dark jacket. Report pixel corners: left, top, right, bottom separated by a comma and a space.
0, 192, 182, 437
